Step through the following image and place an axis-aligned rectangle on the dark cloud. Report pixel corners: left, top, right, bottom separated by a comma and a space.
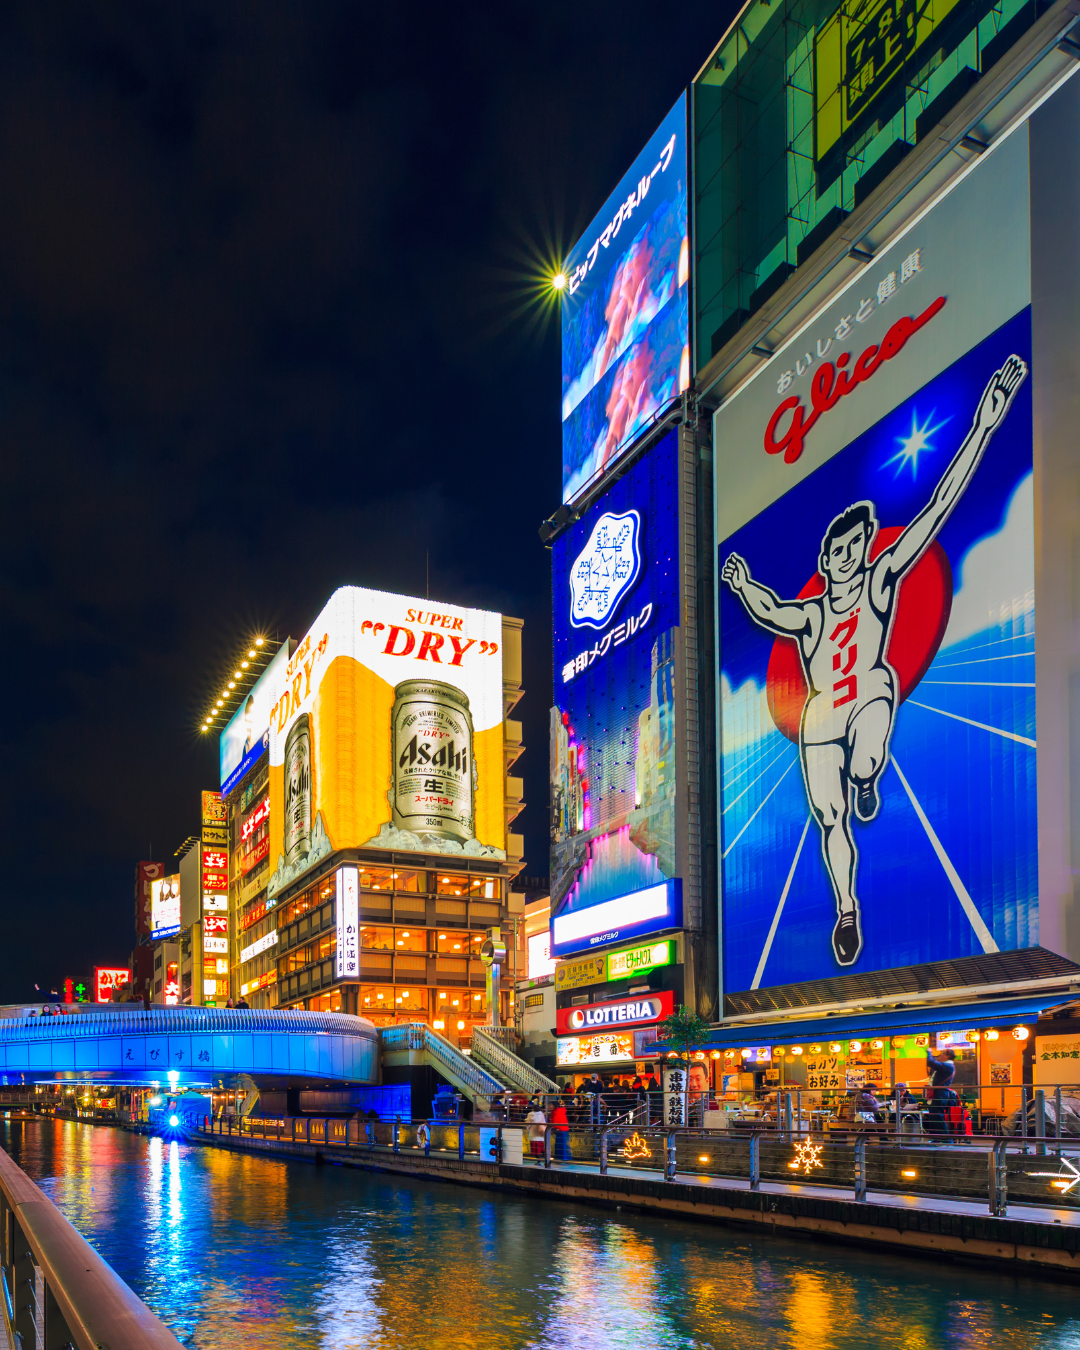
0, 0, 731, 998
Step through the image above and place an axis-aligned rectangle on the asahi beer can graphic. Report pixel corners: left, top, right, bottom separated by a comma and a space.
391, 680, 476, 842
283, 713, 312, 865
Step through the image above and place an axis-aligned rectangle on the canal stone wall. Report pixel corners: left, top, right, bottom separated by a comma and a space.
185, 1123, 1080, 1280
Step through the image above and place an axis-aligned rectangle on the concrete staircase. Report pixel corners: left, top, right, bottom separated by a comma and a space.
380, 1024, 505, 1108
469, 1026, 559, 1096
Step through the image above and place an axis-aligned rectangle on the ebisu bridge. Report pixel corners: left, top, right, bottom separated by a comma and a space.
0, 1004, 553, 1112
0, 1006, 380, 1092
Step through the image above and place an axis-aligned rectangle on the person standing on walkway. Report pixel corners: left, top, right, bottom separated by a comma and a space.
525, 1103, 547, 1157
925, 1047, 956, 1135
550, 1101, 570, 1161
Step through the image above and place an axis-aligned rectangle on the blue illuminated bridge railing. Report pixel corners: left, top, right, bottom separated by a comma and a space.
0, 1007, 380, 1085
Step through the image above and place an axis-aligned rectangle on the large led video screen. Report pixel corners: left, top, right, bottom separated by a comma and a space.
718, 309, 1035, 990
219, 642, 292, 796
266, 587, 505, 898
550, 430, 682, 956
561, 94, 689, 504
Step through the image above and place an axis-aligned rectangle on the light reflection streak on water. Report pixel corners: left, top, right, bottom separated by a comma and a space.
5, 1119, 1080, 1350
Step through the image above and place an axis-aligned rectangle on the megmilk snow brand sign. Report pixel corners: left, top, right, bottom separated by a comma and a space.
550, 430, 682, 956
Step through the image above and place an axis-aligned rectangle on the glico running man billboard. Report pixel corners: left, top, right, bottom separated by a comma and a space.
266, 587, 505, 898
716, 130, 1036, 995
550, 430, 682, 957
561, 94, 689, 505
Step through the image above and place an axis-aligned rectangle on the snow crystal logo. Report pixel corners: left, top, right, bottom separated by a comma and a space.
569, 509, 642, 630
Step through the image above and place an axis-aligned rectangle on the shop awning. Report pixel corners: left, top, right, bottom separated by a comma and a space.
640, 993, 1073, 1053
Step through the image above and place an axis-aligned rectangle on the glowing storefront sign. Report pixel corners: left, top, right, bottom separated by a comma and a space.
551, 880, 680, 958
606, 938, 674, 982
557, 1031, 635, 1066
557, 989, 673, 1034
94, 967, 130, 1003
336, 866, 359, 979
151, 875, 181, 940
527, 931, 556, 980
239, 930, 278, 964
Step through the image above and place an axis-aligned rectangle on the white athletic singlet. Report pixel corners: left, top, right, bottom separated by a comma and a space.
800, 572, 895, 746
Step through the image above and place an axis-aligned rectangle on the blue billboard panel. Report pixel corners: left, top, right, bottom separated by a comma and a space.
219, 643, 291, 795
551, 430, 681, 951
561, 95, 689, 504
718, 309, 1035, 992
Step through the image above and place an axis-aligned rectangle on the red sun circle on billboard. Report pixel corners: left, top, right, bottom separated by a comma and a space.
765, 528, 953, 743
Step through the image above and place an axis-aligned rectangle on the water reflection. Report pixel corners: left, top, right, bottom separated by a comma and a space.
3, 1118, 1080, 1350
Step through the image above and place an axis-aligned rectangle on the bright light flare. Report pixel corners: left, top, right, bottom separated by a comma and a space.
552, 271, 568, 291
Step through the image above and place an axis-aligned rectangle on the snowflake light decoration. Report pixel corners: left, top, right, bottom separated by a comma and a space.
790, 1138, 824, 1176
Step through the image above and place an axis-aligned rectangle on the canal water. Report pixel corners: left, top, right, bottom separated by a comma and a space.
3, 1118, 1080, 1349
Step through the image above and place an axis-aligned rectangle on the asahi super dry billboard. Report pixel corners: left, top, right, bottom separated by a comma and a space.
267, 587, 505, 897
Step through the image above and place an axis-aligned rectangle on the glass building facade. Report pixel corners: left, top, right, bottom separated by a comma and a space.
694, 0, 1049, 366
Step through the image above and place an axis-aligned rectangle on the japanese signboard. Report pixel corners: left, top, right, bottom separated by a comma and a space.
554, 952, 607, 993
94, 967, 130, 1003
561, 94, 688, 503
336, 866, 359, 979
805, 1054, 844, 1090
201, 791, 225, 827
556, 1031, 635, 1066
135, 860, 162, 940
150, 874, 181, 940
551, 431, 682, 957
814, 0, 964, 176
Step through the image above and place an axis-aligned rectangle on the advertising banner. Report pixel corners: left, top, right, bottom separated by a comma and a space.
219, 643, 292, 796
151, 874, 181, 940
336, 866, 359, 979
550, 430, 681, 956
201, 791, 225, 828
135, 860, 162, 939
94, 967, 130, 1003
266, 587, 505, 898
561, 95, 689, 503
715, 133, 1034, 996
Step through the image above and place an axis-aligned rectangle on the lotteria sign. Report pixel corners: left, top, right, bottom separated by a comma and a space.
557, 989, 673, 1035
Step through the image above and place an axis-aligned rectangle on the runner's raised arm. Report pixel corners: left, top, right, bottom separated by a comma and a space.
722, 553, 811, 638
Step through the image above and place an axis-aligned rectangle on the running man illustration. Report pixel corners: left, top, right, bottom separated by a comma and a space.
722, 355, 1027, 967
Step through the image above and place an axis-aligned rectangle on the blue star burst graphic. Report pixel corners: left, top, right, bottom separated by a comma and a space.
881, 408, 952, 479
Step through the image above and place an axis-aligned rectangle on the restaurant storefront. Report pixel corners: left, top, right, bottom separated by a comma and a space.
669, 994, 1078, 1133
554, 990, 673, 1090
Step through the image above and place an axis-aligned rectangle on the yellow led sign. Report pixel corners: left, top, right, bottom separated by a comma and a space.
814, 0, 964, 167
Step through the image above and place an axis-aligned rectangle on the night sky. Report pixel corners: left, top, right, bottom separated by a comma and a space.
0, 3, 730, 1002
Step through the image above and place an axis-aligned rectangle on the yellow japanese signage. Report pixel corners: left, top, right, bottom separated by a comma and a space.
555, 952, 606, 993
814, 0, 963, 166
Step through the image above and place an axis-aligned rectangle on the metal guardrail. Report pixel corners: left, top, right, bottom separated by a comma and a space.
469, 1026, 559, 1096
195, 1113, 1080, 1218
0, 1145, 183, 1350
0, 1007, 380, 1041
379, 1024, 505, 1099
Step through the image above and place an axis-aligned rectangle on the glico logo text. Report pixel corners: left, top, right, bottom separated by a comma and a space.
764, 296, 946, 464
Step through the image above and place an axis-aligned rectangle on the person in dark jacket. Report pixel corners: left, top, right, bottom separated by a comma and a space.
926, 1046, 956, 1090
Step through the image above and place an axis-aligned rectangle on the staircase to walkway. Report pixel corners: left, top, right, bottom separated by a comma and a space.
469, 1026, 559, 1096
380, 1024, 505, 1108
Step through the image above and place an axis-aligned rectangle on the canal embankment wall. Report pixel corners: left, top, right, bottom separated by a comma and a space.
182, 1126, 1080, 1280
